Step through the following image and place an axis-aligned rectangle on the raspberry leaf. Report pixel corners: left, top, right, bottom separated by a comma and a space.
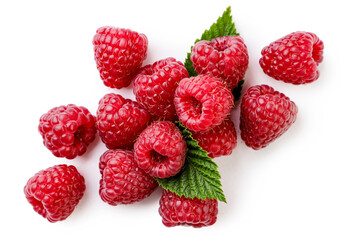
155, 122, 227, 203
198, 7, 238, 42
185, 51, 198, 77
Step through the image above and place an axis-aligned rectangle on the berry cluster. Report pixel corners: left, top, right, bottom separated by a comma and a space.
24, 10, 323, 227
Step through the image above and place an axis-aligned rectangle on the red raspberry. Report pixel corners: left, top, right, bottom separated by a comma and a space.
191, 117, 237, 158
133, 57, 189, 121
191, 36, 249, 89
240, 84, 298, 149
24, 164, 86, 223
96, 93, 150, 150
134, 121, 187, 178
158, 190, 218, 227
99, 149, 158, 206
38, 104, 97, 159
92, 27, 148, 89
259, 31, 324, 84
174, 74, 234, 132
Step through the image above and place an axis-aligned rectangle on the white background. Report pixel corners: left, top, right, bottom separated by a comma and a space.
1, 0, 343, 239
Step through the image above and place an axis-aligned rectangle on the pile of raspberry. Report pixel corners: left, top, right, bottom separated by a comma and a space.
24, 26, 324, 226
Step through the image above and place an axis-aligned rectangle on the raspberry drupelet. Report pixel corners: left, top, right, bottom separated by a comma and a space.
96, 93, 150, 150
259, 31, 324, 84
159, 190, 218, 227
92, 26, 148, 88
133, 57, 189, 121
38, 104, 97, 159
134, 121, 187, 179
174, 74, 234, 132
240, 84, 298, 149
99, 149, 158, 206
191, 35, 249, 90
24, 164, 86, 222
191, 117, 237, 158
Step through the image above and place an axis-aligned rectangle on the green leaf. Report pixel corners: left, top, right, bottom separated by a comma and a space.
185, 52, 197, 77
155, 122, 227, 203
184, 6, 245, 100
198, 7, 238, 42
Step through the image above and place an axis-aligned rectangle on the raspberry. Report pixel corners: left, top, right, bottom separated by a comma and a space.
24, 164, 85, 222
99, 149, 158, 206
259, 31, 324, 84
133, 57, 189, 121
240, 84, 298, 149
191, 117, 237, 158
174, 74, 234, 132
96, 93, 150, 150
92, 27, 148, 89
134, 121, 187, 178
158, 190, 218, 227
38, 104, 97, 159
191, 36, 249, 89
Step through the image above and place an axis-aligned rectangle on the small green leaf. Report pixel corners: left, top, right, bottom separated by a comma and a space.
155, 122, 227, 203
185, 52, 197, 77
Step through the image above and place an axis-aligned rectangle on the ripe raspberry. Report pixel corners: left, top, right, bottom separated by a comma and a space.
96, 93, 150, 150
191, 117, 237, 158
133, 57, 189, 121
158, 190, 218, 227
99, 149, 158, 206
174, 74, 234, 132
240, 84, 298, 149
191, 36, 249, 89
259, 31, 324, 84
38, 104, 97, 159
92, 26, 148, 89
134, 121, 187, 178
24, 164, 85, 223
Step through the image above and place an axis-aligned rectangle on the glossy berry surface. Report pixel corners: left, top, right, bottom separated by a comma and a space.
24, 164, 86, 223
134, 121, 187, 178
259, 31, 324, 84
191, 117, 237, 158
92, 26, 148, 88
174, 74, 234, 132
38, 104, 97, 159
133, 57, 189, 121
99, 149, 158, 206
96, 93, 150, 150
191, 36, 249, 90
158, 190, 218, 227
240, 84, 298, 149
